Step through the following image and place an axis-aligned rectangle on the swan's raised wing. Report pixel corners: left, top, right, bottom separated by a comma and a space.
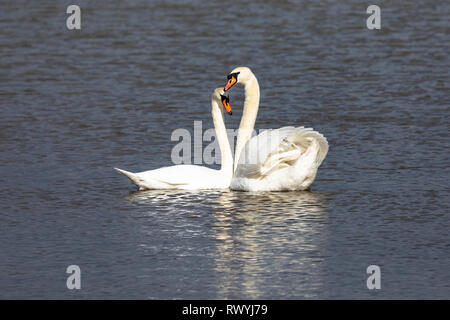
234, 127, 328, 179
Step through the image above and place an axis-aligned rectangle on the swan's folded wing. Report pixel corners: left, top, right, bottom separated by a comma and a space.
235, 127, 328, 179
236, 135, 302, 179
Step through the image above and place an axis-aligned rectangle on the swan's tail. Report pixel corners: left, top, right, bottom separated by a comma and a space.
114, 168, 145, 189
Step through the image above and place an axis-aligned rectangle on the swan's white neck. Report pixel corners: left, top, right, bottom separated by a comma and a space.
211, 98, 233, 179
234, 74, 260, 170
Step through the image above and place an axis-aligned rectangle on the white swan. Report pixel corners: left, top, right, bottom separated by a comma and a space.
115, 88, 233, 190
223, 67, 329, 191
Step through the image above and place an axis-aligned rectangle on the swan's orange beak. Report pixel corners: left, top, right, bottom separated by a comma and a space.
221, 94, 232, 115
224, 75, 237, 91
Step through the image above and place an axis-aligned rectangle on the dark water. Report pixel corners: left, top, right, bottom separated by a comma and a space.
0, 0, 449, 299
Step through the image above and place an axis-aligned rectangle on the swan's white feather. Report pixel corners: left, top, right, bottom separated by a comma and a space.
231, 126, 328, 191
115, 165, 231, 190
115, 88, 233, 190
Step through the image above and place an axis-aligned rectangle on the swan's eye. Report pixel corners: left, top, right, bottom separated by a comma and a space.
226, 72, 240, 80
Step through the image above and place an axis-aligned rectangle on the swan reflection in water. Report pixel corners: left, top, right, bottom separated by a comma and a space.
127, 189, 331, 299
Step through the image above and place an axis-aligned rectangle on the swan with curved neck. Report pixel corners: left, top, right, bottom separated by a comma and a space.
115, 88, 233, 190
225, 68, 260, 172
223, 66, 329, 191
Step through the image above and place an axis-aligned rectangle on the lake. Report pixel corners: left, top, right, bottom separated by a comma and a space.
0, 0, 448, 299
